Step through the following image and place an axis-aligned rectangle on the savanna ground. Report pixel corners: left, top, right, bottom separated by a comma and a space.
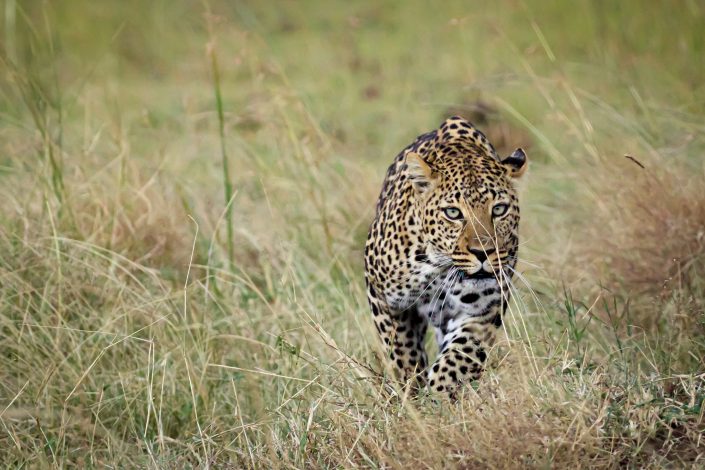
1, 1, 705, 468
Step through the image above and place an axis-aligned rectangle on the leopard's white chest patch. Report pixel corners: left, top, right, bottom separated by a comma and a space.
415, 271, 502, 327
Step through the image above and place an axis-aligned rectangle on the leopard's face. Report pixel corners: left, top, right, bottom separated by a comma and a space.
405, 145, 526, 281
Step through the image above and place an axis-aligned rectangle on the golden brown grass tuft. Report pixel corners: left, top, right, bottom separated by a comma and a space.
572, 156, 705, 332
592, 160, 705, 293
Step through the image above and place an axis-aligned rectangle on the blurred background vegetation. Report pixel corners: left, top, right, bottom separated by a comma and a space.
1, 0, 704, 467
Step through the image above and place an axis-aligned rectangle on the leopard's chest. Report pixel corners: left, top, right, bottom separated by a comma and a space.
414, 271, 503, 328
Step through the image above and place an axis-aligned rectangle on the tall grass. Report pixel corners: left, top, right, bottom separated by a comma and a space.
1, 0, 704, 467
2, 2, 66, 208
205, 5, 236, 270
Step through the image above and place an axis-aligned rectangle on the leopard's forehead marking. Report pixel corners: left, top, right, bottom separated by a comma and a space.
436, 115, 498, 159
434, 150, 512, 203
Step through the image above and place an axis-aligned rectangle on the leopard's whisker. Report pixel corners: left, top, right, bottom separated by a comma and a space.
506, 265, 547, 315
428, 267, 455, 319
437, 268, 459, 319
514, 258, 544, 270
399, 267, 449, 312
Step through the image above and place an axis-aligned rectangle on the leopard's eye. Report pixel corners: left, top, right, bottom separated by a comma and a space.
443, 207, 463, 221
492, 203, 509, 217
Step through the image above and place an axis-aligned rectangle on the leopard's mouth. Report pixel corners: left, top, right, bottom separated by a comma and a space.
456, 267, 507, 282
457, 269, 496, 281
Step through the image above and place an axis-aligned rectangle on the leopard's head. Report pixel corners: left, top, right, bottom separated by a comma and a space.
405, 117, 527, 281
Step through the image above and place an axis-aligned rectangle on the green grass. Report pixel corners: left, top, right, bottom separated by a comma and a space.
1, 0, 704, 467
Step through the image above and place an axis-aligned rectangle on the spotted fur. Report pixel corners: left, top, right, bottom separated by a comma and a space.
364, 116, 527, 397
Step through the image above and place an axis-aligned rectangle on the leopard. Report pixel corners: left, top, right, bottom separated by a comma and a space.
364, 116, 527, 398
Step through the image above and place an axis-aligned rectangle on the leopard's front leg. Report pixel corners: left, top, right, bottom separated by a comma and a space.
428, 302, 505, 397
368, 295, 429, 391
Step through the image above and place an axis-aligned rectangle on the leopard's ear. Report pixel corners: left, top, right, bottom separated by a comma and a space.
405, 151, 439, 195
501, 148, 527, 178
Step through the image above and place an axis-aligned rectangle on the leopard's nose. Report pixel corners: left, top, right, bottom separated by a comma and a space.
469, 248, 494, 263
